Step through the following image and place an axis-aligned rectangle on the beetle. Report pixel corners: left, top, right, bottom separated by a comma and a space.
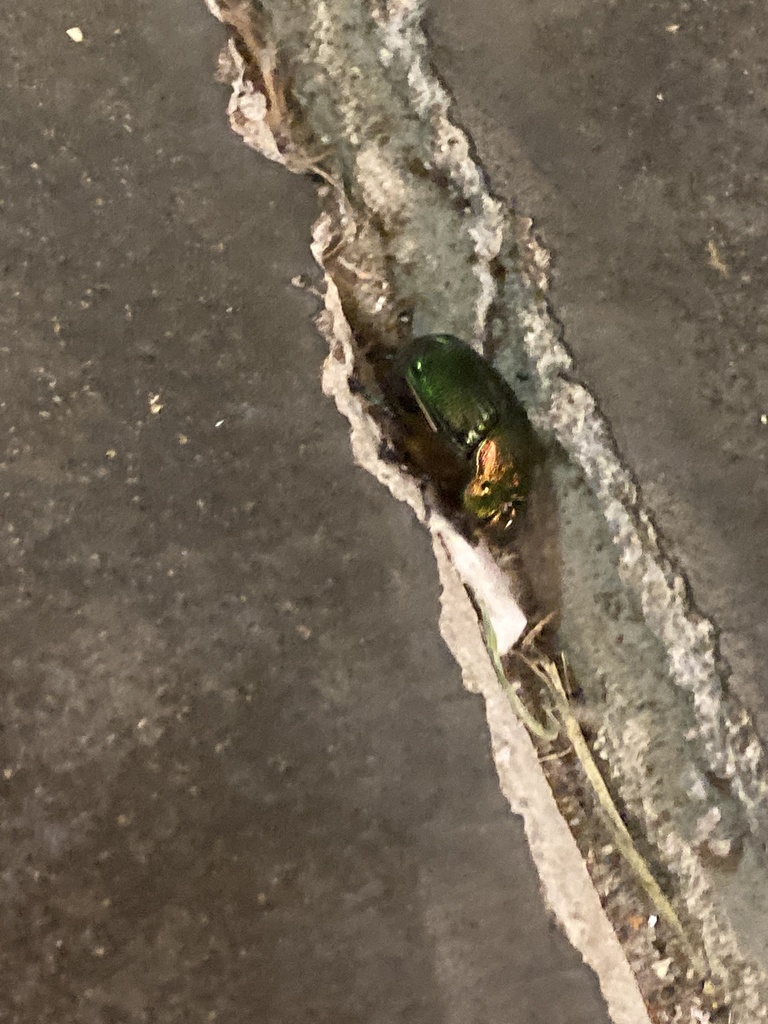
392, 333, 538, 531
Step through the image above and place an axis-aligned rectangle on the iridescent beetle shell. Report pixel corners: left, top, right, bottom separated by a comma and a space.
399, 334, 536, 530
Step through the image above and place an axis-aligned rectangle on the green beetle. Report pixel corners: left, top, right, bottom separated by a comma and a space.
392, 334, 538, 531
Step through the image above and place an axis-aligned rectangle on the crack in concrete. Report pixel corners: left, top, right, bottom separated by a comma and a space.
204, 1, 768, 1019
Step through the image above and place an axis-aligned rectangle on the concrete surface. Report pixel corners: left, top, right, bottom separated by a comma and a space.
426, 0, 768, 738
0, 2, 612, 1022
205, 0, 768, 1007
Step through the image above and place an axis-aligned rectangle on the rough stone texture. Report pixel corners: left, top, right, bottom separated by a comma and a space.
0, 1, 611, 1021
426, 0, 768, 740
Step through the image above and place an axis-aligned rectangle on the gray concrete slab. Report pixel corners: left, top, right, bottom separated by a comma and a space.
426, 0, 768, 737
0, 2, 611, 1021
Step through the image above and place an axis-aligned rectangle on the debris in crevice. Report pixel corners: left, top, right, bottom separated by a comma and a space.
204, 2, 768, 1021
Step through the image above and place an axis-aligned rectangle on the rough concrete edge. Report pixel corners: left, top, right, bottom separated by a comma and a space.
369, 0, 509, 345
315, 228, 652, 1024
384, 39, 768, 1024
385, 10, 768, 1015
388, 0, 768, 837
345, 11, 767, 1005
435, 546, 653, 1024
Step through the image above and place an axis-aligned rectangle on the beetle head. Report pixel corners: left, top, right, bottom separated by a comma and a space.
463, 435, 526, 529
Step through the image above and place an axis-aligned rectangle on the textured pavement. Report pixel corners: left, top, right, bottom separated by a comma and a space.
0, 2, 612, 1022
428, 0, 768, 739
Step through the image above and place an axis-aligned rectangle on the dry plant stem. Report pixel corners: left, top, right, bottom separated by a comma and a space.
482, 609, 559, 742
481, 606, 702, 971
544, 658, 701, 971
